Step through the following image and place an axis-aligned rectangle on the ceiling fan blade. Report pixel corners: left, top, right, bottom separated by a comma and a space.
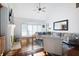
33, 9, 37, 11
42, 10, 46, 12
37, 11, 40, 13
39, 3, 41, 8
42, 7, 46, 9
36, 6, 39, 8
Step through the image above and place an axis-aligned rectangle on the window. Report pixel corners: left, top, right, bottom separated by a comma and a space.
32, 25, 37, 34
37, 25, 42, 32
22, 24, 28, 36
28, 25, 33, 36
22, 24, 45, 37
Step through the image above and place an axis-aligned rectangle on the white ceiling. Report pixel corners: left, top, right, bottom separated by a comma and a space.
7, 3, 50, 20
7, 3, 75, 20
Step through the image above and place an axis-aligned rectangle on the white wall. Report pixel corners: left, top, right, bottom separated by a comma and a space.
12, 3, 49, 20
14, 17, 47, 38
11, 3, 79, 38
46, 3, 79, 33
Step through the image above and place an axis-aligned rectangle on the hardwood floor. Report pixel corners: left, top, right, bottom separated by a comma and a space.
6, 42, 46, 56
6, 47, 46, 56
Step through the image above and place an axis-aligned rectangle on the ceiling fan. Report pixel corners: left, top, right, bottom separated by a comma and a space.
33, 3, 46, 13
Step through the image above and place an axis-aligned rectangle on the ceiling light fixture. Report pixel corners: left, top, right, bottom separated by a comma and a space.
33, 3, 46, 13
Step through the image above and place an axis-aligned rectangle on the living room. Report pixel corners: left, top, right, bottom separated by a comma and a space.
0, 3, 79, 56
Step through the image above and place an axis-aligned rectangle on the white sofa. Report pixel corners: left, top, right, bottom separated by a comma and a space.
39, 35, 63, 55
